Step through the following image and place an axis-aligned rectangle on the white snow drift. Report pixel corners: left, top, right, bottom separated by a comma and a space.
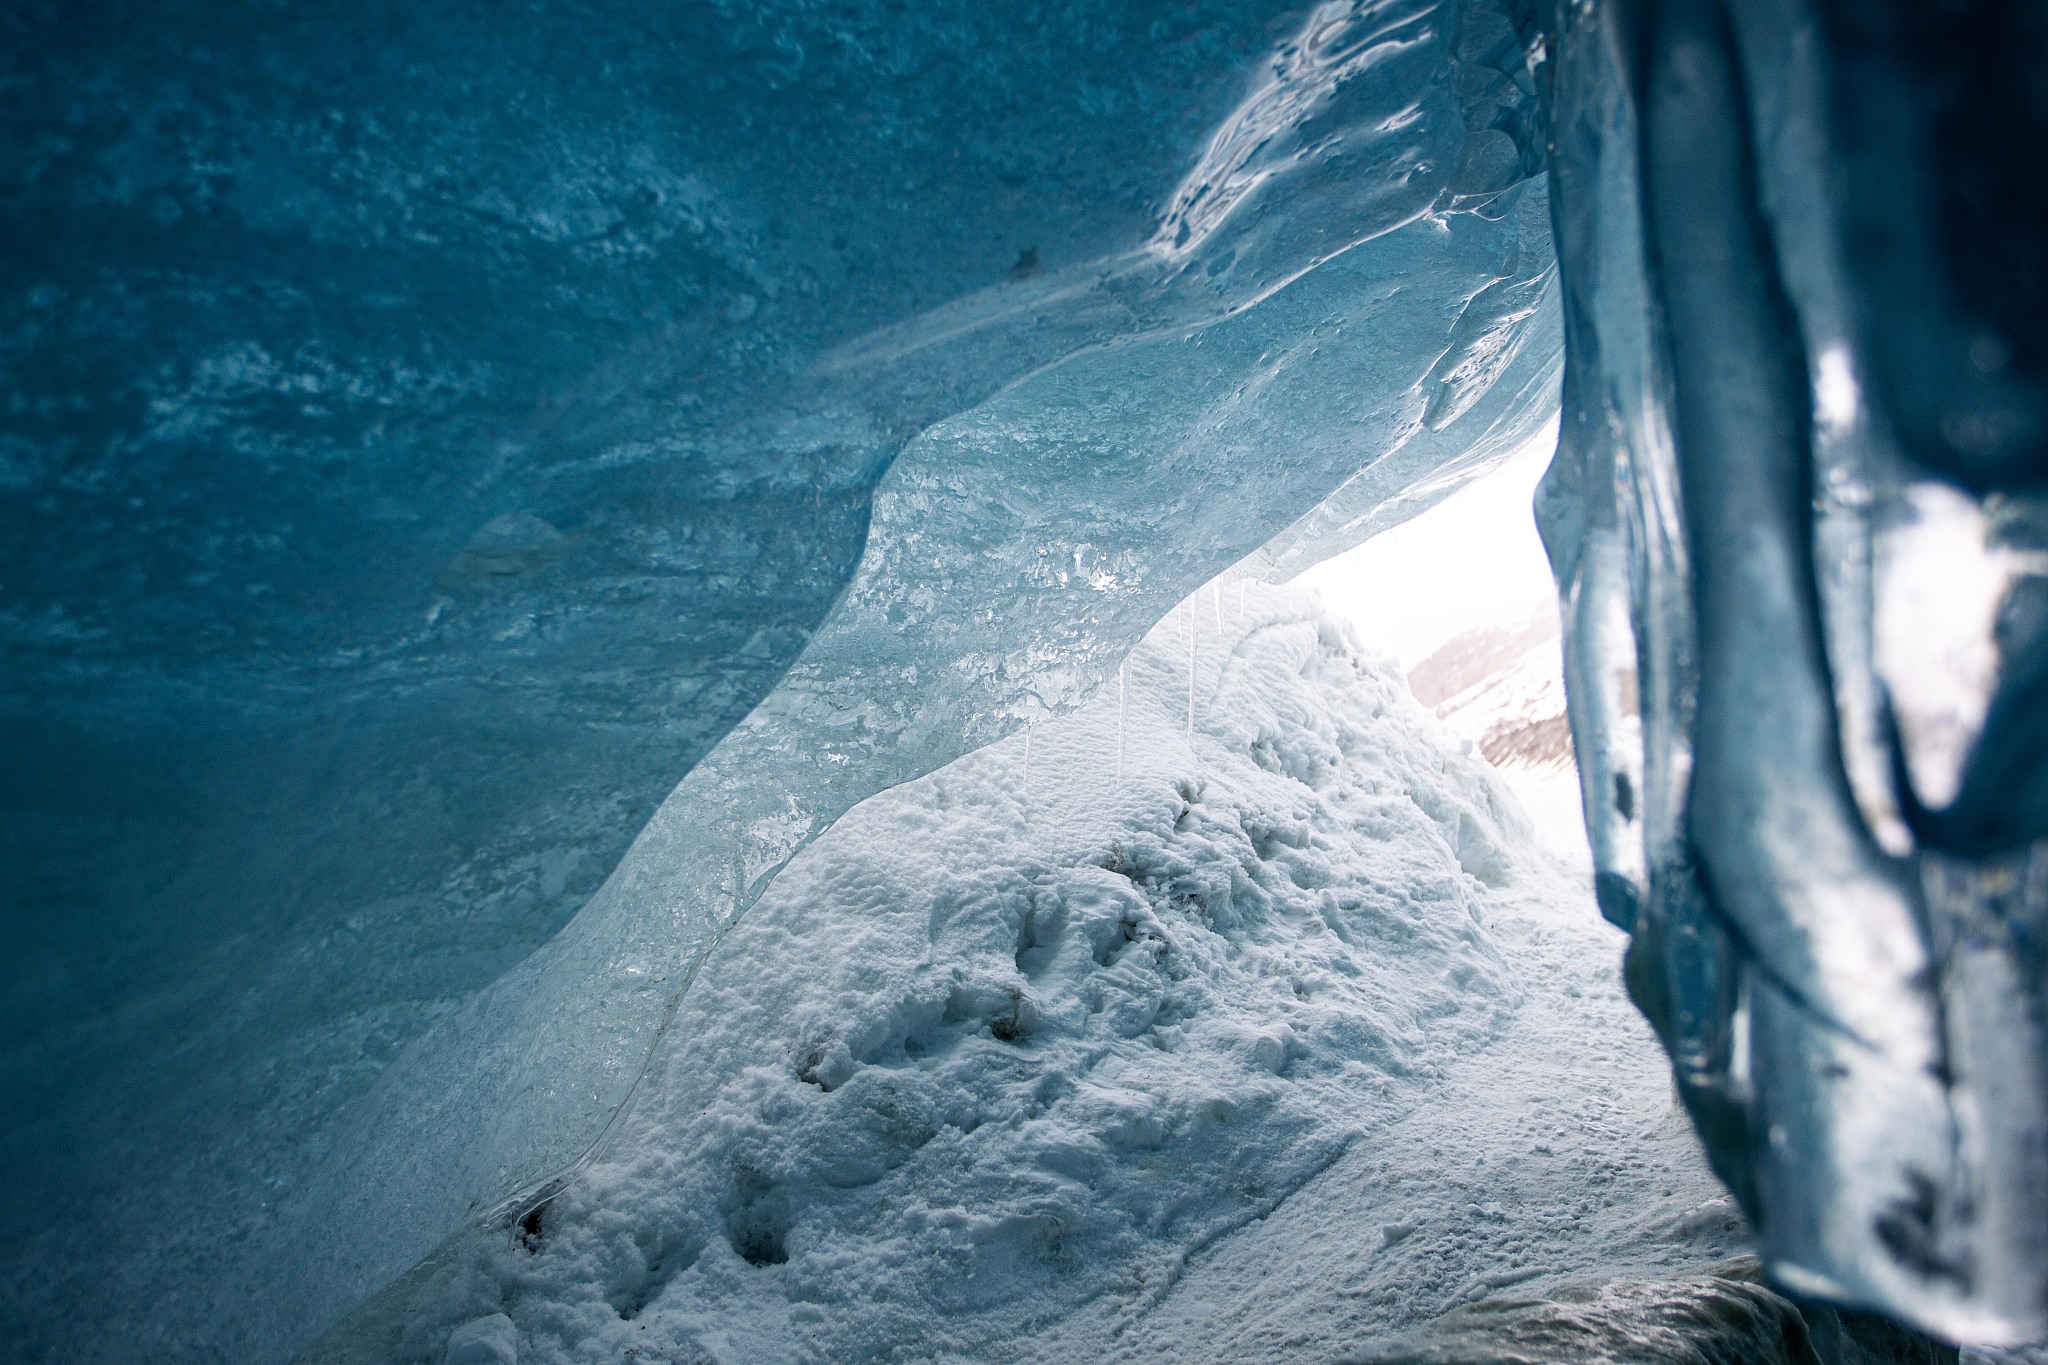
365, 579, 1734, 1365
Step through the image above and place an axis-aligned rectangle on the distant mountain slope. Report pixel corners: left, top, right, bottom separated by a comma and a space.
1410, 613, 1573, 772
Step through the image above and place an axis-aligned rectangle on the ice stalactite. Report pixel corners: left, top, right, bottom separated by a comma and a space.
1118, 662, 1129, 788
1535, 0, 2048, 1341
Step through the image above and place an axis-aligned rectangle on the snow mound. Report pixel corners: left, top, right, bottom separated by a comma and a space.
341, 582, 1547, 1363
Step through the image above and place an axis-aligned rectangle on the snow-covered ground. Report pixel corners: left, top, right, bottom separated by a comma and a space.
1011, 606, 1743, 1362
355, 567, 1741, 1364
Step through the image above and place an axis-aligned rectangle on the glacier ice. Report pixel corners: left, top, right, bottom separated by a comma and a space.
7, 0, 2048, 1356
1536, 0, 2048, 1342
287, 166, 1558, 1365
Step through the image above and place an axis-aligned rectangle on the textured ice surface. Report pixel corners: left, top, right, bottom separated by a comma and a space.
0, 3, 1561, 1360
1348, 1256, 1956, 1365
1535, 0, 2048, 1342
311, 583, 1738, 1365
28, 0, 2042, 1353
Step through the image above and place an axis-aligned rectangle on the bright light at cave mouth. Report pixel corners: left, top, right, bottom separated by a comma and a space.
1299, 426, 1587, 858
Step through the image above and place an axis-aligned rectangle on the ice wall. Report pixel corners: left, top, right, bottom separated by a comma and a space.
0, 3, 1560, 1360
1534, 0, 2048, 1343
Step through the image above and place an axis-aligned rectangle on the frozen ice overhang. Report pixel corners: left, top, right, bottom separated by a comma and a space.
1538, 0, 2048, 1344
0, 4, 1562, 1360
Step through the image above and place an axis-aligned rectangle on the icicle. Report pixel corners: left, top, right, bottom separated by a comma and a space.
1187, 608, 1196, 743
1212, 581, 1223, 632
1022, 724, 1032, 797
1116, 662, 1127, 787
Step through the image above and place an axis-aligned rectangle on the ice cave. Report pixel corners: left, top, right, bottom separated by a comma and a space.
5, 1, 2048, 1362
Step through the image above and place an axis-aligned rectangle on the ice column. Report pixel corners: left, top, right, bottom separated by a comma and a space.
1536, 0, 2048, 1341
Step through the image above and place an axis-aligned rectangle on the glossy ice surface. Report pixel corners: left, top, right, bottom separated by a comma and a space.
1537, 0, 2048, 1343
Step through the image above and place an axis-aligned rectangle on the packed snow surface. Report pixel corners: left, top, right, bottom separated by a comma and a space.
367, 582, 1737, 1363
1303, 438, 1586, 856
